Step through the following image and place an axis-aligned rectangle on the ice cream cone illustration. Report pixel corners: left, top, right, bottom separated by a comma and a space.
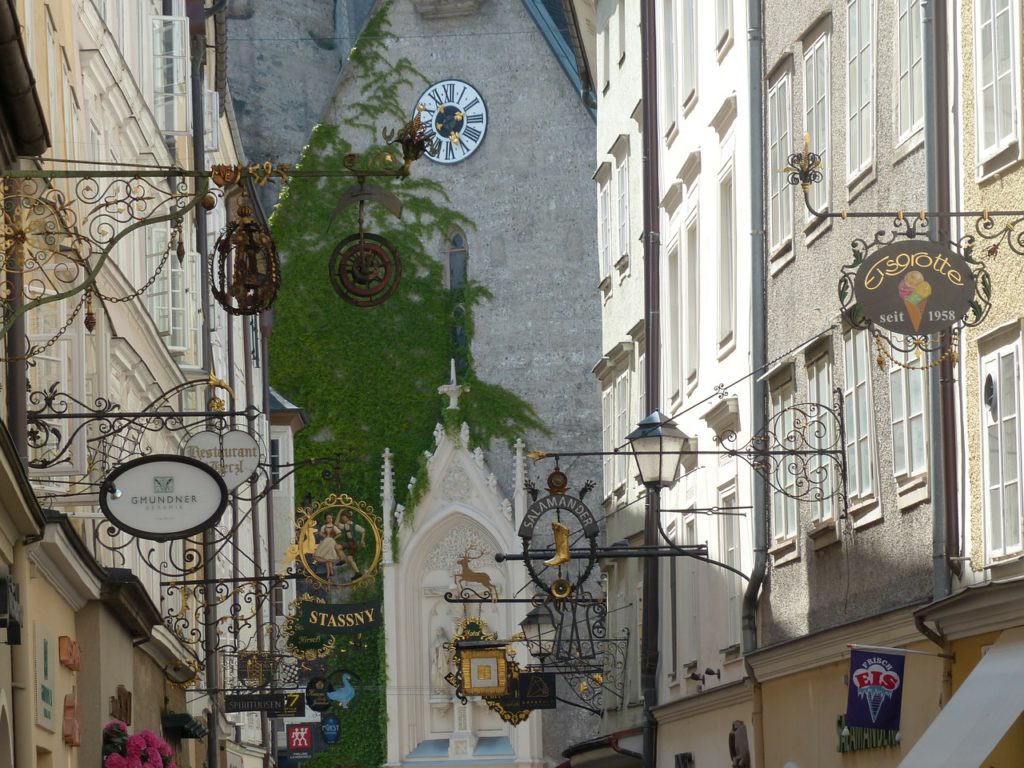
898, 270, 932, 332
862, 688, 888, 724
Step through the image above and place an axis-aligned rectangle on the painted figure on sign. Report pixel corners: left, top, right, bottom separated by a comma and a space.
335, 511, 366, 577
313, 513, 343, 577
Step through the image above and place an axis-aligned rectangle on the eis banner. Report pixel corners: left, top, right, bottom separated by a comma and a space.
846, 649, 905, 731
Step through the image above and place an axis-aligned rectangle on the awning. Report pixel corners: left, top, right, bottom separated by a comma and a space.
899, 625, 1024, 767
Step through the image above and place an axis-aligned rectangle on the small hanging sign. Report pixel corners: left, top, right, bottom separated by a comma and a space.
181, 430, 261, 491
851, 241, 977, 336
295, 600, 382, 634
845, 649, 905, 732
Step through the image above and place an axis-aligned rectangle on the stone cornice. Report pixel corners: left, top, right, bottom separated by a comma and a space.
27, 521, 103, 611
916, 576, 1024, 640
747, 604, 927, 682
654, 679, 753, 722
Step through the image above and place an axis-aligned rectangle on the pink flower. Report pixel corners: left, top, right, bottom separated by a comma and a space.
104, 755, 128, 768
126, 734, 145, 758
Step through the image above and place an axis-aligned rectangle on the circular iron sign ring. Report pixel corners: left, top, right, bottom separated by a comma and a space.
329, 232, 403, 307
99, 454, 228, 541
853, 240, 977, 337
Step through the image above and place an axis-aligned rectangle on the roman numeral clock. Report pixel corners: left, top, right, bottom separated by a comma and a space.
415, 79, 488, 164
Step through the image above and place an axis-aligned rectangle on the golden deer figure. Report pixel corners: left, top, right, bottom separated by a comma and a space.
455, 546, 498, 599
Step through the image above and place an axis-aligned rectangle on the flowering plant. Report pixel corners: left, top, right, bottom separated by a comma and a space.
101, 721, 176, 768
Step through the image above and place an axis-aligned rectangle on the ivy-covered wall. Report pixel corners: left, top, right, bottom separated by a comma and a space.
267, 5, 545, 766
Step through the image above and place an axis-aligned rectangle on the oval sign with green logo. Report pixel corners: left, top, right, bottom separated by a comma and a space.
99, 454, 228, 540
853, 241, 976, 336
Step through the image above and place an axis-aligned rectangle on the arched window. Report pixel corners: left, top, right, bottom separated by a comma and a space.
448, 231, 468, 291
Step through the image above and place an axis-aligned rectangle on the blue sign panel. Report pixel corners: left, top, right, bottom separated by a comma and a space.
846, 649, 905, 731
321, 713, 341, 745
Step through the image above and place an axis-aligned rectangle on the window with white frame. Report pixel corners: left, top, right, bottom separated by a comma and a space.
637, 349, 646, 420
145, 222, 188, 350
616, 154, 629, 258
981, 342, 1022, 558
807, 351, 835, 522
667, 242, 682, 396
598, 176, 612, 280
718, 171, 735, 345
602, 386, 614, 494
975, 0, 1018, 162
847, 0, 875, 178
615, 371, 630, 487
771, 378, 798, 539
46, 8, 57, 126
601, 20, 610, 91
205, 88, 220, 152
62, 53, 78, 158
682, 0, 697, 106
716, 0, 732, 50
890, 346, 927, 478
844, 329, 876, 499
683, 214, 699, 385
270, 438, 282, 489
896, 0, 923, 140
682, 515, 699, 664
152, 14, 190, 133
768, 73, 792, 252
719, 488, 741, 647
662, 0, 678, 126
618, 0, 627, 63
804, 34, 830, 213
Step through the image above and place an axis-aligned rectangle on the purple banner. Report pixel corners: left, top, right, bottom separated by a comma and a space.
846, 649, 905, 731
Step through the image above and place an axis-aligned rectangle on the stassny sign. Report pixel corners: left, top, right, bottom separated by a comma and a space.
296, 600, 381, 634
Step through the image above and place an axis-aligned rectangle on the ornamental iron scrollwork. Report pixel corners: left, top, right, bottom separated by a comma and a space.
210, 194, 280, 316
26, 374, 252, 478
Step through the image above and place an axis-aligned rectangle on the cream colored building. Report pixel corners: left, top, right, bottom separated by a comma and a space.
2, 1, 285, 767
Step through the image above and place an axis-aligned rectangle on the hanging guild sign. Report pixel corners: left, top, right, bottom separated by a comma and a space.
296, 599, 381, 635
99, 455, 228, 540
848, 240, 980, 336
181, 430, 261, 491
845, 649, 905, 731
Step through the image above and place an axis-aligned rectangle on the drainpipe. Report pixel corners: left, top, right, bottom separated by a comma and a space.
3, 179, 27, 463
923, 0, 953, 601
741, 3, 768, 765
639, 1, 661, 767
741, 0, 767, 656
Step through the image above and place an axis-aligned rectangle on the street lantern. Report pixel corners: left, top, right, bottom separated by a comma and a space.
519, 604, 557, 662
625, 410, 689, 489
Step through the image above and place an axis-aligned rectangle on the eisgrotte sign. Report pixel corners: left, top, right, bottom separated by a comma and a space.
853, 241, 976, 336
99, 455, 228, 540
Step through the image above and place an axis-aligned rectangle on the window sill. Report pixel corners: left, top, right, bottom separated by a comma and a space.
664, 121, 679, 148
618, 52, 626, 67
602, 80, 610, 96
849, 495, 882, 530
715, 31, 733, 63
599, 274, 612, 300
769, 240, 794, 276
986, 552, 1024, 576
977, 141, 1022, 184
847, 164, 876, 204
682, 89, 698, 119
614, 251, 630, 280
719, 642, 741, 661
807, 518, 840, 550
770, 536, 799, 565
685, 372, 698, 398
717, 332, 736, 361
804, 212, 832, 245
896, 473, 929, 511
893, 127, 924, 165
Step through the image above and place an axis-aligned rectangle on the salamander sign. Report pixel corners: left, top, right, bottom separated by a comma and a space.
852, 241, 977, 336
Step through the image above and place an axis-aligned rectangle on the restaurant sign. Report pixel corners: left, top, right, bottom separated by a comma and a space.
99, 455, 228, 540
181, 430, 260, 491
296, 600, 381, 634
851, 241, 977, 336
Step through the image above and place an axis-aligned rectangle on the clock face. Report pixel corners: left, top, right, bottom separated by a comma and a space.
414, 79, 488, 164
